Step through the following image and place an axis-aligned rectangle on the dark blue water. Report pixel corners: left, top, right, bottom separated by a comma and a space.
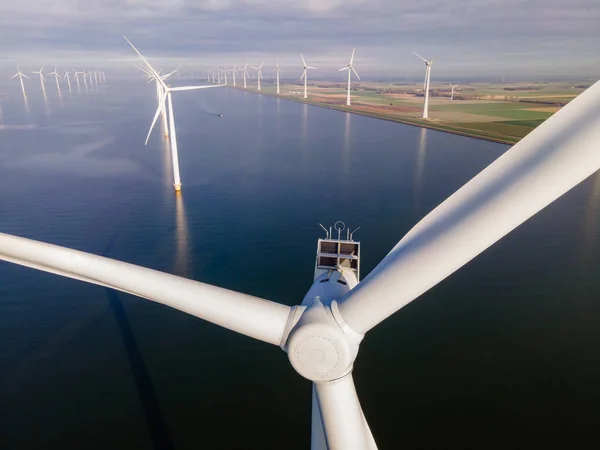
1, 78, 599, 449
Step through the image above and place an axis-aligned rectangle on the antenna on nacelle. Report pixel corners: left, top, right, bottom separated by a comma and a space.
334, 221, 345, 241
319, 223, 329, 239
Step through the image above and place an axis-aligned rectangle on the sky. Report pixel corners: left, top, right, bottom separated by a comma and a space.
0, 0, 599, 79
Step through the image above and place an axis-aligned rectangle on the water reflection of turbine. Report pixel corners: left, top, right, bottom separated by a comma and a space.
341, 113, 351, 175
414, 127, 428, 211
173, 192, 191, 277
302, 103, 308, 140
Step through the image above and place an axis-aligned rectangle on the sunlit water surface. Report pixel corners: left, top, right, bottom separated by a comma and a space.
0, 77, 599, 449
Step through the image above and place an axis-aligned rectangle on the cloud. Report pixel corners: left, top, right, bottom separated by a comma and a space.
0, 0, 598, 77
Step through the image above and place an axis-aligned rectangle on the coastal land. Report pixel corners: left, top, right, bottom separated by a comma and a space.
240, 80, 589, 144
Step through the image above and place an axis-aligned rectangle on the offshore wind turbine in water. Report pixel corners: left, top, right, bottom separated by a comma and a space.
124, 37, 223, 192
3, 69, 600, 448
414, 51, 432, 119
10, 66, 29, 97
30, 66, 46, 97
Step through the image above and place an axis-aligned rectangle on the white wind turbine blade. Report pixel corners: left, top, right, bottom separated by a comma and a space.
124, 36, 166, 88
350, 48, 356, 65
307, 66, 317, 70
352, 67, 360, 80
21, 73, 30, 79
145, 90, 168, 145
259, 62, 264, 69
0, 232, 291, 345
10, 73, 19, 80
413, 51, 428, 63
314, 374, 377, 450
338, 79, 600, 335
301, 69, 306, 81
339, 66, 350, 72
301, 54, 307, 67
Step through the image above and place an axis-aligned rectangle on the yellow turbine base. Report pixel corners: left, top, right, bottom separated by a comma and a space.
173, 183, 182, 192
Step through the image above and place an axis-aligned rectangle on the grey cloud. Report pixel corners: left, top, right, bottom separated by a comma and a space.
0, 0, 598, 77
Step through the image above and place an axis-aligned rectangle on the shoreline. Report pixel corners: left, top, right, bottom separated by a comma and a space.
232, 86, 518, 146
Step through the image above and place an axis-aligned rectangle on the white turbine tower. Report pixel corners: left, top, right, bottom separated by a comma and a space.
10, 66, 29, 97
125, 37, 223, 192
64, 69, 72, 92
300, 54, 316, 99
251, 62, 264, 90
339, 48, 360, 106
414, 51, 432, 119
275, 59, 281, 94
77, 70, 88, 89
449, 82, 459, 101
30, 66, 47, 97
230, 65, 238, 87
2, 77, 600, 450
222, 65, 228, 85
49, 66, 63, 94
242, 63, 249, 89
72, 70, 81, 89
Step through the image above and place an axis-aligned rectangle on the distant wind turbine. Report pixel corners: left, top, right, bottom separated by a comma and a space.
339, 48, 360, 106
251, 62, 264, 90
49, 65, 62, 94
230, 65, 238, 87
222, 65, 228, 85
10, 66, 30, 97
31, 66, 47, 97
125, 36, 224, 192
72, 70, 81, 89
242, 63, 249, 89
413, 51, 432, 119
449, 83, 459, 101
275, 59, 281, 94
64, 69, 72, 92
300, 54, 317, 99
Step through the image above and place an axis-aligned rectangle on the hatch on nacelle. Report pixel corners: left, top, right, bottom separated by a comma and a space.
314, 221, 360, 281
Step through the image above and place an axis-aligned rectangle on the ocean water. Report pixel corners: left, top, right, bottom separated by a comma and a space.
0, 77, 599, 449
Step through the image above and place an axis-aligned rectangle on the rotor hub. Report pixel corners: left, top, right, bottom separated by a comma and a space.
285, 299, 362, 382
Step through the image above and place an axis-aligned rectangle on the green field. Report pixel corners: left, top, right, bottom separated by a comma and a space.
240, 79, 589, 144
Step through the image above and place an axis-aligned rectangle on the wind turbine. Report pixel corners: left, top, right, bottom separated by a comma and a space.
125, 37, 224, 192
230, 65, 238, 87
275, 59, 281, 94
49, 66, 63, 94
64, 69, 72, 92
72, 70, 81, 89
222, 65, 228, 85
300, 54, 317, 99
2, 77, 600, 450
30, 66, 47, 97
251, 62, 264, 90
10, 66, 29, 97
216, 66, 222, 84
413, 51, 432, 119
339, 48, 360, 106
449, 82, 459, 101
242, 63, 249, 89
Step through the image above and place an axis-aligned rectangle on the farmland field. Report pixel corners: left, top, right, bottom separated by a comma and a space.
243, 80, 588, 144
